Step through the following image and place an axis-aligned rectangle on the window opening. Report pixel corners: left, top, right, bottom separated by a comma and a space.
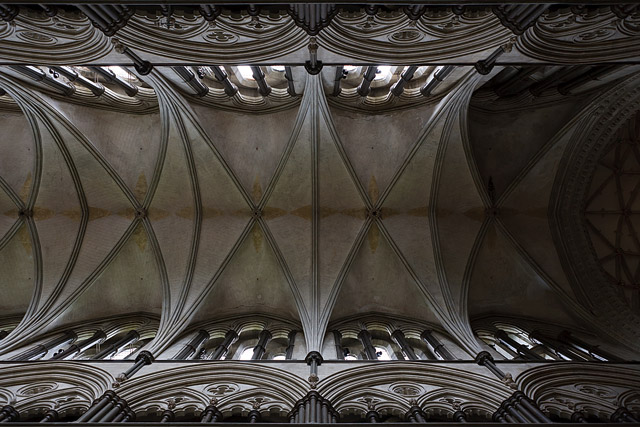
237, 66, 255, 81
111, 346, 136, 360
374, 66, 391, 80
375, 346, 391, 360
239, 347, 254, 360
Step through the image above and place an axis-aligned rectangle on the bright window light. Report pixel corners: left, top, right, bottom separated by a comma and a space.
107, 66, 135, 81
239, 347, 255, 360
345, 354, 357, 360
273, 354, 286, 360
343, 65, 357, 72
493, 344, 514, 360
237, 66, 255, 80
271, 65, 285, 72
374, 66, 391, 80
375, 347, 391, 360
111, 347, 136, 360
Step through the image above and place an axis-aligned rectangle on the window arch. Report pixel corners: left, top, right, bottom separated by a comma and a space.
474, 320, 625, 362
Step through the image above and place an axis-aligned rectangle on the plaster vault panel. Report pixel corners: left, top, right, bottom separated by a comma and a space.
1, 64, 640, 358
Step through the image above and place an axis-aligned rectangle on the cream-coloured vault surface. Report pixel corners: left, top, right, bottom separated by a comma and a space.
0, 63, 640, 361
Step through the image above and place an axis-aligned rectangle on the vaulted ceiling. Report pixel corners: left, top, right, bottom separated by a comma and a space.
1, 2, 640, 359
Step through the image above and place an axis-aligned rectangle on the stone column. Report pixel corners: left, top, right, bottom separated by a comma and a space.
209, 330, 238, 360
357, 329, 378, 360
248, 409, 261, 423
365, 409, 380, 423
172, 330, 209, 360
530, 330, 591, 361
494, 330, 544, 361
420, 330, 455, 360
285, 330, 297, 360
475, 351, 507, 380
571, 412, 588, 423
357, 66, 378, 97
92, 330, 139, 360
39, 410, 58, 423
251, 329, 272, 360
391, 330, 419, 360
559, 331, 623, 362
406, 405, 426, 423
160, 410, 174, 423
332, 330, 344, 360
77, 391, 117, 422
116, 350, 154, 384
453, 410, 467, 423
514, 392, 552, 423
0, 406, 19, 422
611, 407, 639, 423
10, 331, 77, 361
201, 401, 222, 423
51, 330, 106, 360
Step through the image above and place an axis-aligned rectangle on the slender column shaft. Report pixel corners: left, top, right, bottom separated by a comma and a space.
420, 65, 455, 97
310, 393, 317, 422
211, 66, 238, 97
160, 410, 174, 423
391, 65, 418, 97
284, 66, 297, 97
285, 330, 297, 359
250, 66, 271, 96
251, 329, 272, 360
453, 410, 467, 422
77, 391, 116, 422
475, 47, 505, 75
89, 66, 138, 97
321, 402, 329, 423
210, 330, 238, 360
571, 412, 587, 423
9, 65, 76, 96
122, 351, 153, 379
366, 410, 380, 423
172, 66, 209, 97
505, 403, 527, 423
91, 395, 117, 422
93, 330, 139, 360
39, 410, 58, 423
332, 66, 344, 96
421, 330, 455, 360
49, 66, 105, 96
516, 393, 552, 423
358, 329, 378, 360
173, 330, 209, 360
558, 331, 623, 362
248, 409, 260, 423
513, 401, 538, 423
530, 330, 591, 361
52, 330, 106, 360
101, 399, 126, 422
332, 330, 344, 359
357, 66, 378, 97
10, 330, 77, 361
475, 351, 506, 379
495, 330, 544, 361
391, 330, 418, 360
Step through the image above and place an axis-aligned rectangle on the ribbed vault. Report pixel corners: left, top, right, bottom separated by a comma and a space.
1, 63, 639, 359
